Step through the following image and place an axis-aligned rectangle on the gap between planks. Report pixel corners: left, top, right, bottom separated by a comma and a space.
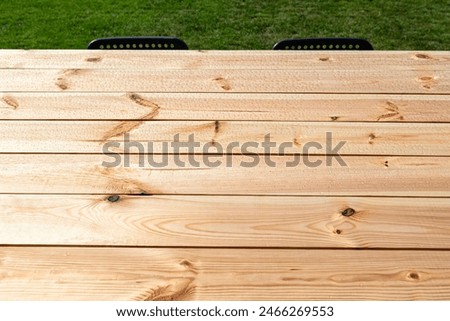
3, 245, 450, 251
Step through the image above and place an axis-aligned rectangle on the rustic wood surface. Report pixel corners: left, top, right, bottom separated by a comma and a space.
0, 154, 449, 195
0, 50, 449, 70
1, 247, 450, 300
1, 93, 449, 121
0, 50, 449, 300
2, 68, 449, 93
1, 195, 449, 248
1, 121, 450, 155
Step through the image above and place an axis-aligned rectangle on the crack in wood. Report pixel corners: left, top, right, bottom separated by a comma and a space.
330, 271, 420, 283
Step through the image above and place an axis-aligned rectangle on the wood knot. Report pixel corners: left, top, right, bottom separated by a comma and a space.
85, 56, 102, 62
107, 195, 120, 202
341, 208, 355, 217
179, 259, 198, 274
56, 78, 69, 90
180, 259, 194, 268
335, 229, 342, 235
319, 57, 330, 61
126, 93, 161, 110
418, 76, 437, 89
128, 93, 140, 101
214, 120, 220, 134
63, 68, 82, 76
330, 116, 339, 121
135, 278, 196, 301
1, 96, 19, 109
377, 101, 404, 121
415, 53, 432, 60
408, 272, 420, 280
213, 77, 231, 91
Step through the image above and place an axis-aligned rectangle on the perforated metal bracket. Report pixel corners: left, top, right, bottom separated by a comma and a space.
273, 38, 373, 50
87, 36, 189, 50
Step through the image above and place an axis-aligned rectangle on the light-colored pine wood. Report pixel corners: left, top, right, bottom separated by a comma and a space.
1, 195, 449, 248
0, 50, 449, 70
1, 247, 449, 300
1, 68, 449, 93
1, 120, 449, 155
0, 154, 449, 195
1, 50, 450, 301
2, 92, 449, 122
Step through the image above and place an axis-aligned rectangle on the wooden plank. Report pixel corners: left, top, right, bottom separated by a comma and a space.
2, 120, 450, 155
1, 247, 450, 300
1, 68, 449, 93
1, 93, 450, 122
0, 154, 449, 196
1, 50, 449, 70
1, 195, 449, 248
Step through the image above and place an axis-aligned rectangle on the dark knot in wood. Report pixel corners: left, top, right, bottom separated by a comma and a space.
107, 195, 120, 203
341, 208, 355, 217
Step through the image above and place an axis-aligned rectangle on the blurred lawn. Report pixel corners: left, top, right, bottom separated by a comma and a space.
0, 0, 448, 50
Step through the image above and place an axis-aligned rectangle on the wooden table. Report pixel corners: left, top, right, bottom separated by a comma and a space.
0, 50, 450, 300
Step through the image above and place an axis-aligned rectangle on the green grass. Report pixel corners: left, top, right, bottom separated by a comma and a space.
0, 0, 448, 50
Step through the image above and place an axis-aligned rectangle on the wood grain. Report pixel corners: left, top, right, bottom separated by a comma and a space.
1, 120, 449, 155
0, 154, 449, 195
1, 50, 450, 301
2, 93, 449, 122
1, 68, 449, 93
0, 50, 449, 70
1, 247, 450, 300
1, 195, 449, 248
